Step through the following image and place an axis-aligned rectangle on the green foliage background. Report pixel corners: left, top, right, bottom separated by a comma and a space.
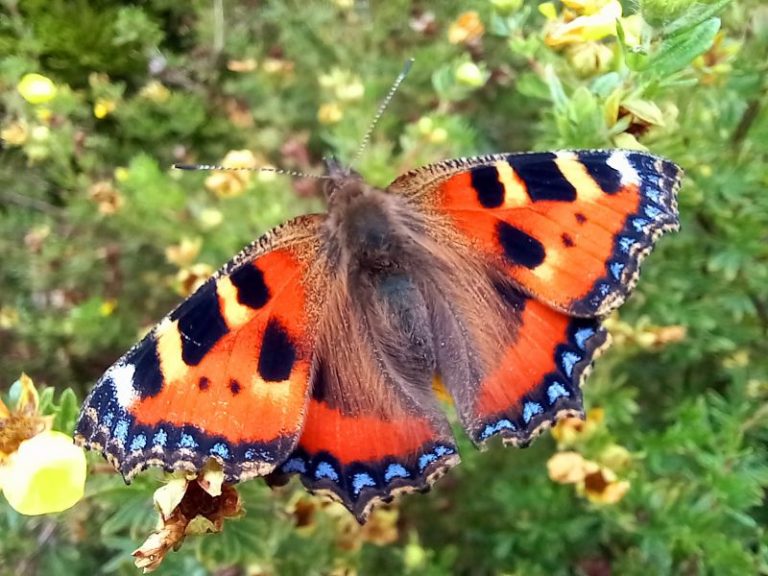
1, 0, 767, 574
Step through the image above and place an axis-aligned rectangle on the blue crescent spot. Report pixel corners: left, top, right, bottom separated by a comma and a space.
103, 411, 115, 427
523, 402, 543, 423
384, 463, 409, 482
130, 433, 147, 452
282, 457, 307, 474
598, 283, 611, 296
352, 473, 377, 495
610, 262, 625, 280
245, 449, 256, 460
153, 429, 168, 447
114, 419, 129, 443
547, 382, 570, 404
632, 217, 650, 232
479, 418, 516, 440
210, 442, 230, 460
645, 187, 661, 205
560, 351, 581, 378
315, 461, 339, 482
418, 452, 437, 472
179, 433, 197, 449
574, 327, 595, 350
434, 445, 455, 457
644, 204, 663, 219
619, 236, 634, 254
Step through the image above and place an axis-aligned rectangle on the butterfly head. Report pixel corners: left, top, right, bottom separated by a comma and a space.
322, 157, 372, 206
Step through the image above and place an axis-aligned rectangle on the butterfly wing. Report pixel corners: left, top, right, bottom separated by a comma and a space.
75, 215, 328, 482
449, 277, 610, 445
390, 149, 681, 316
267, 279, 459, 522
387, 149, 680, 444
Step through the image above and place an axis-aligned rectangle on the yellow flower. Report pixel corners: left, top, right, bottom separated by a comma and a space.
455, 61, 488, 88
139, 80, 171, 103
547, 448, 630, 505
226, 58, 258, 73
599, 444, 632, 471
165, 237, 202, 268
17, 73, 57, 105
1, 121, 29, 146
262, 57, 294, 76
0, 375, 86, 516
547, 450, 595, 484
88, 180, 124, 215
99, 299, 117, 317
561, 0, 612, 14
318, 102, 343, 125
603, 316, 687, 348
30, 125, 50, 143
545, 0, 622, 47
1, 374, 47, 460
620, 14, 646, 48
335, 505, 400, 551
0, 431, 86, 515
114, 167, 130, 182
538, 2, 558, 21
204, 150, 257, 198
94, 98, 117, 119
550, 407, 604, 446
175, 263, 214, 297
134, 461, 241, 573
35, 107, 53, 122
416, 116, 449, 144
612, 132, 646, 151
568, 42, 615, 76
197, 208, 223, 230
336, 79, 365, 102
0, 306, 20, 329
319, 69, 365, 101
580, 466, 630, 504
448, 11, 485, 45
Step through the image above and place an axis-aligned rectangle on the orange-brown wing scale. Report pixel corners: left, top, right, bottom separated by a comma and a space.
75, 215, 326, 482
395, 150, 682, 317
465, 280, 609, 445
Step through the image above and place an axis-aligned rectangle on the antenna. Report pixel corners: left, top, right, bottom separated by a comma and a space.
351, 58, 414, 167
173, 164, 330, 180
174, 58, 415, 176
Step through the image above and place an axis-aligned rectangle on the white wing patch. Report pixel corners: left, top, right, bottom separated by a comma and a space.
607, 151, 640, 186
110, 362, 138, 409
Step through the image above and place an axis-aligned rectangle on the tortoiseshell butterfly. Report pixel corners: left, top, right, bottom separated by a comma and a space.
75, 66, 681, 521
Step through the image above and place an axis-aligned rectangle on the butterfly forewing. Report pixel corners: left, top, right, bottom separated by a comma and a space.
75, 215, 328, 482
390, 149, 681, 316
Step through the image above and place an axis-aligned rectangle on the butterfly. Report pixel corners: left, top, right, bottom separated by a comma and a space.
75, 148, 681, 521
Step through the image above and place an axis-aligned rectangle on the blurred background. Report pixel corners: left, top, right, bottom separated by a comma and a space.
1, 0, 767, 574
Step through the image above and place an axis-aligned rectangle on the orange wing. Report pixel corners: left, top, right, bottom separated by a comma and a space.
390, 150, 681, 316
75, 215, 328, 482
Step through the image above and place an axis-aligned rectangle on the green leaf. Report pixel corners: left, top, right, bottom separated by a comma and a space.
663, 0, 732, 36
649, 17, 721, 75
52, 388, 79, 433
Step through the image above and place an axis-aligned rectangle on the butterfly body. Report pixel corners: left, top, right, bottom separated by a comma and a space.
76, 149, 681, 520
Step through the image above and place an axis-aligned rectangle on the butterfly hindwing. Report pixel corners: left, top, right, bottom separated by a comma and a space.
455, 279, 609, 445
390, 149, 681, 316
75, 215, 328, 482
267, 280, 459, 521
